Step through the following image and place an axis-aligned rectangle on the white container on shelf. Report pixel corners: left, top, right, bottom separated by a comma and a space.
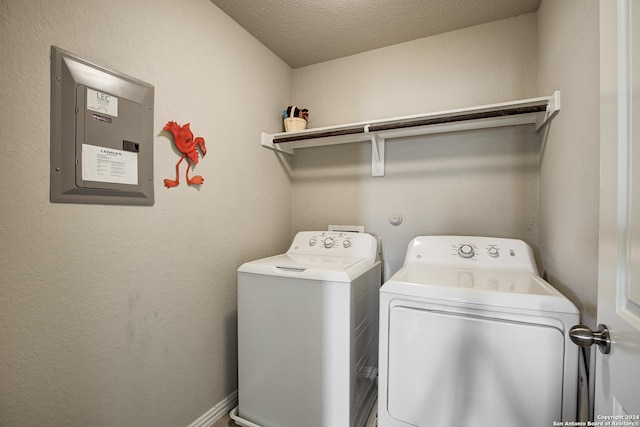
284, 117, 307, 132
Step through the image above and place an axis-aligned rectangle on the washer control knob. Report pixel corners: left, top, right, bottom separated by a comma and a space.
309, 237, 317, 246
324, 237, 335, 248
487, 247, 499, 258
343, 239, 352, 248
458, 244, 475, 258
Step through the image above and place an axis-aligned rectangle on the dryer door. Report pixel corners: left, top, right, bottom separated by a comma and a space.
387, 306, 565, 427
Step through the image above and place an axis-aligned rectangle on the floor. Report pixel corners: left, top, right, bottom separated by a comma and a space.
212, 413, 240, 427
213, 404, 378, 427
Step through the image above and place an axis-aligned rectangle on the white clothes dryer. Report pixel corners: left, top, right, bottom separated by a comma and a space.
234, 231, 381, 427
378, 236, 579, 427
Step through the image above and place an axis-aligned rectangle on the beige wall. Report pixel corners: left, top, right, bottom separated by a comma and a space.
0, 1, 603, 425
289, 4, 601, 327
0, 0, 292, 426
537, 0, 600, 327
290, 14, 542, 276
292, 14, 538, 127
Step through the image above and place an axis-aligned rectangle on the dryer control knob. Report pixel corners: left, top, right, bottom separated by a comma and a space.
458, 244, 475, 258
309, 237, 317, 246
487, 247, 499, 258
324, 237, 335, 248
343, 239, 352, 248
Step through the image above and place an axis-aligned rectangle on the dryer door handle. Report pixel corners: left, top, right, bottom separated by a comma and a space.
569, 324, 611, 354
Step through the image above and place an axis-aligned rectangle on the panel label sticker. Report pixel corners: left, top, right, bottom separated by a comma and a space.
86, 88, 118, 117
82, 144, 138, 185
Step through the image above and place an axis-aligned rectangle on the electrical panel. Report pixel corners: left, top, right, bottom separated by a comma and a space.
50, 46, 155, 205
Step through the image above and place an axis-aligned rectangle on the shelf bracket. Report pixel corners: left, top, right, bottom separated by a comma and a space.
370, 132, 385, 177
261, 132, 294, 155
536, 90, 561, 131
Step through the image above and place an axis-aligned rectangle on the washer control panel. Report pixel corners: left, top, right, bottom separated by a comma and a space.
405, 236, 538, 273
454, 243, 502, 260
307, 233, 353, 249
288, 231, 378, 260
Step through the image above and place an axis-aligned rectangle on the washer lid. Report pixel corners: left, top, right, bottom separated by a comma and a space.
381, 265, 579, 314
238, 253, 369, 282
276, 253, 364, 270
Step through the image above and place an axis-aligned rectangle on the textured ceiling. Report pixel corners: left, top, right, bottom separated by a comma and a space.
210, 0, 541, 68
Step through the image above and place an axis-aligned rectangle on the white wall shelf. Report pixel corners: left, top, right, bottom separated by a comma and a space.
261, 91, 560, 177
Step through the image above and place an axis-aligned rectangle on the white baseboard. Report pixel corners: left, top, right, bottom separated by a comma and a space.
188, 390, 238, 427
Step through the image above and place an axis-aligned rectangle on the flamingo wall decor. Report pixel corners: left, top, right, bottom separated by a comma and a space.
162, 121, 206, 188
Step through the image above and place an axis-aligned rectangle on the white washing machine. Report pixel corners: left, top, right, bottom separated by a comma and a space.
234, 231, 381, 427
378, 236, 579, 427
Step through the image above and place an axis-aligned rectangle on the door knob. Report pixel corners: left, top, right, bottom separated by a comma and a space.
569, 324, 611, 354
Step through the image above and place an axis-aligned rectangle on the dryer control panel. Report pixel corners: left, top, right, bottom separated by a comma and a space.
403, 235, 538, 273
287, 231, 379, 261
